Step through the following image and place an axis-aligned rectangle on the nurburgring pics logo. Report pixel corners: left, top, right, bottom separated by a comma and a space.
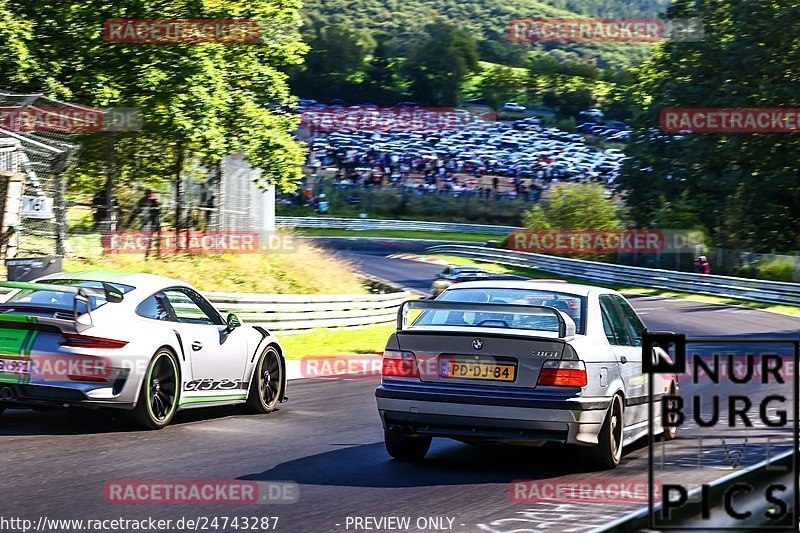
104, 19, 261, 44
508, 230, 664, 254
661, 108, 800, 133
300, 107, 496, 132
509, 18, 704, 43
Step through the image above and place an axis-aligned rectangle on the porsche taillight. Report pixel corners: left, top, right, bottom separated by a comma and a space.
60, 333, 129, 349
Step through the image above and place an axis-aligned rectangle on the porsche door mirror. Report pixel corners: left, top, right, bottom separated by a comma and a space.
226, 313, 242, 330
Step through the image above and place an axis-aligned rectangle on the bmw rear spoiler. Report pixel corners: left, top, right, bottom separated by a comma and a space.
0, 281, 124, 333
397, 300, 576, 338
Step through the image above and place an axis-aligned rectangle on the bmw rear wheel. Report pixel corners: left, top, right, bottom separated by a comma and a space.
246, 345, 283, 414
384, 430, 431, 461
586, 394, 624, 469
132, 348, 180, 430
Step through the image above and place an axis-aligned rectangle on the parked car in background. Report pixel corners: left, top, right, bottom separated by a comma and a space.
501, 102, 527, 113
579, 109, 605, 121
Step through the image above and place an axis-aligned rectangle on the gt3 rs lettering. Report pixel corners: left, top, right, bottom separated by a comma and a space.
184, 379, 248, 392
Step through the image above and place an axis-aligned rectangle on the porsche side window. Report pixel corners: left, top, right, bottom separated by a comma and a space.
136, 293, 171, 321
163, 289, 220, 326
599, 296, 632, 346
614, 296, 645, 347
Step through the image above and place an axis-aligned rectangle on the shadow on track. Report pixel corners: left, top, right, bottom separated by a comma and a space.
0, 404, 286, 436
240, 440, 597, 488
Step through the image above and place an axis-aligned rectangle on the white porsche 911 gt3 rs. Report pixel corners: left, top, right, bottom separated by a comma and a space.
375, 280, 679, 469
0, 271, 286, 429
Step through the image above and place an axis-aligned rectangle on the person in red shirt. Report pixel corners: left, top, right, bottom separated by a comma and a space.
694, 255, 711, 274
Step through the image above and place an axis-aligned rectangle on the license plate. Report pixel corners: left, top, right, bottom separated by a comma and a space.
442, 361, 516, 382
0, 358, 31, 374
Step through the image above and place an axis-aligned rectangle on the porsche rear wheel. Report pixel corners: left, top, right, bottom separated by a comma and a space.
132, 348, 180, 430
246, 345, 283, 414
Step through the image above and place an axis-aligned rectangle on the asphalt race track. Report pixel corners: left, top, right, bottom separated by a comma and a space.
2, 237, 798, 532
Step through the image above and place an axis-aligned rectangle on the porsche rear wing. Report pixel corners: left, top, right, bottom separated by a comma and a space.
0, 281, 124, 333
397, 299, 576, 339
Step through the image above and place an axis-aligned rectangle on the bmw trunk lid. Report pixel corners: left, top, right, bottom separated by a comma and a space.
395, 300, 576, 388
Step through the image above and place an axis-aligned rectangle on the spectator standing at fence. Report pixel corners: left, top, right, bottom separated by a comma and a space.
694, 255, 711, 275
128, 188, 162, 259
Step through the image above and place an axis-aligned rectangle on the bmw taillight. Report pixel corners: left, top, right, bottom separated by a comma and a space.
381, 350, 420, 379
537, 360, 587, 387
60, 334, 129, 349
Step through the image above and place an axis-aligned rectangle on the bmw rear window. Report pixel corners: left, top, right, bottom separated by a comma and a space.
439, 288, 586, 334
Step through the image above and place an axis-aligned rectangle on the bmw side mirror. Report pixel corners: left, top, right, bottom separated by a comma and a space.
226, 313, 242, 330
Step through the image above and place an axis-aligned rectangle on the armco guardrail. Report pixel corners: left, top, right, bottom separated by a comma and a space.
426, 244, 800, 306
206, 291, 409, 334
0, 287, 409, 335
276, 216, 519, 236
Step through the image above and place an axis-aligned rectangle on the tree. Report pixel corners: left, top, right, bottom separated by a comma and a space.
404, 20, 478, 106
0, 0, 308, 204
305, 24, 374, 81
477, 64, 525, 109
620, 0, 800, 252
366, 34, 400, 93
523, 183, 622, 231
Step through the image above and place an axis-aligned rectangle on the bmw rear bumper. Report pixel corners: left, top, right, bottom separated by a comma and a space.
376, 385, 611, 446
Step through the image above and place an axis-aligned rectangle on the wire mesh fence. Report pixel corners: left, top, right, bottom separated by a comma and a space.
0, 92, 275, 261
0, 93, 85, 257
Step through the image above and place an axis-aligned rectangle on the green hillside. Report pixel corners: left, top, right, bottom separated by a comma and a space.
302, 0, 673, 69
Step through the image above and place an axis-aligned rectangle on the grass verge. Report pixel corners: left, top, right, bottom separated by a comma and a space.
296, 228, 502, 243
431, 254, 800, 317
280, 324, 394, 359
60, 233, 367, 294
